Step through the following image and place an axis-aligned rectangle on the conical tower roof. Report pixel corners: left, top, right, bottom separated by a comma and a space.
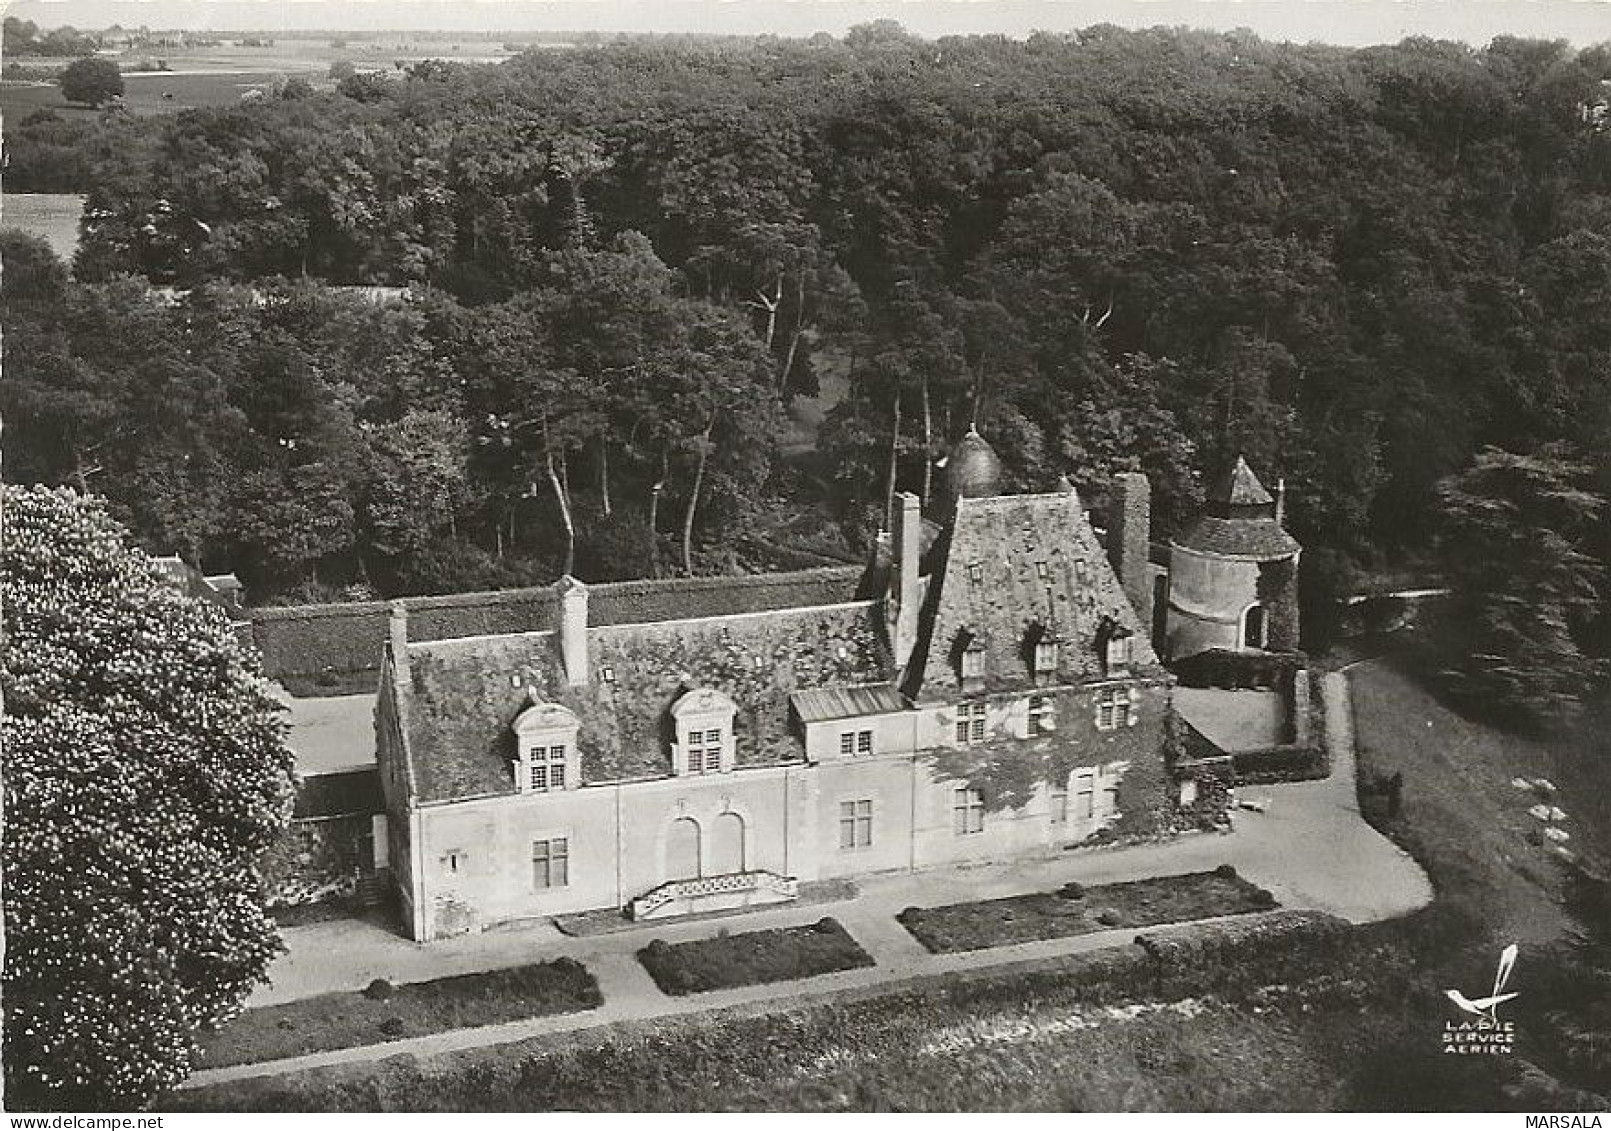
1174, 454, 1299, 560
1208, 455, 1273, 509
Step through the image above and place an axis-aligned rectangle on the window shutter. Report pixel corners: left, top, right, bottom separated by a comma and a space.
1127, 687, 1141, 726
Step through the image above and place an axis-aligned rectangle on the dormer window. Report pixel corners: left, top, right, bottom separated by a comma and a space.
1031, 622, 1062, 678
967, 561, 984, 585
1100, 617, 1134, 677
670, 687, 738, 776
961, 638, 987, 681
511, 697, 582, 794
528, 743, 568, 791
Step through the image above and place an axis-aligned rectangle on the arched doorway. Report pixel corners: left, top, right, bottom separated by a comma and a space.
1241, 603, 1267, 650
666, 817, 702, 881
709, 811, 746, 875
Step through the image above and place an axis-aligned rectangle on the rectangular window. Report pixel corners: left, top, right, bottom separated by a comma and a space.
1050, 783, 1069, 824
955, 701, 987, 744
967, 561, 984, 584
528, 743, 567, 792
1028, 695, 1054, 736
838, 729, 872, 757
953, 787, 986, 835
685, 728, 723, 774
1096, 689, 1132, 730
1035, 560, 1049, 580
1106, 635, 1133, 676
1102, 775, 1120, 818
1073, 770, 1096, 821
443, 850, 463, 873
1034, 640, 1059, 673
961, 646, 986, 680
532, 837, 569, 889
839, 799, 873, 849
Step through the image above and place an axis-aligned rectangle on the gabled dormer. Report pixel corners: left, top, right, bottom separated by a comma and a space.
1027, 620, 1062, 683
669, 686, 737, 776
1098, 616, 1134, 679
511, 694, 581, 794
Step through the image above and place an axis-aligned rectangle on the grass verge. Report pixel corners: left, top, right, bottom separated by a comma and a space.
897, 868, 1276, 954
196, 958, 600, 1069
637, 917, 873, 996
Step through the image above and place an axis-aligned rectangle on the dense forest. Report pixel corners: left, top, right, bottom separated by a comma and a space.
6, 25, 1611, 643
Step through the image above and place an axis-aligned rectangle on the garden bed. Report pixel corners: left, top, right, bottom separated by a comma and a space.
196, 958, 601, 1069
898, 868, 1277, 953
637, 917, 874, 995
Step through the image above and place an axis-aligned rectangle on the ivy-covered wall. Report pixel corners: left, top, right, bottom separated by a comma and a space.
262, 815, 372, 908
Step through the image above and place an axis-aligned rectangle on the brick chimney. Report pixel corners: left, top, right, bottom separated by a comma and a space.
1107, 472, 1152, 630
891, 491, 923, 671
556, 575, 589, 687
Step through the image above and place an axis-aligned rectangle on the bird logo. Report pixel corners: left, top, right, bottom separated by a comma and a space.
1445, 944, 1519, 1022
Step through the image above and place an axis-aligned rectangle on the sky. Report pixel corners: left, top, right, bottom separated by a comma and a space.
5, 0, 1610, 47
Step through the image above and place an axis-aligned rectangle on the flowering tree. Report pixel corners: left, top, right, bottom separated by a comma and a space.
2, 486, 295, 1109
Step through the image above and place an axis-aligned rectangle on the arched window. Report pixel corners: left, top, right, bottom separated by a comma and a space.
1242, 603, 1267, 651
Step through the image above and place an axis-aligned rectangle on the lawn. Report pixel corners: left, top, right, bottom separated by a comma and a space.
1349, 656, 1611, 944
637, 917, 874, 996
897, 869, 1277, 954
195, 958, 600, 1069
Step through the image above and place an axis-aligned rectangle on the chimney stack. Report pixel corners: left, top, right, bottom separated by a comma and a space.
387, 600, 410, 690
1108, 472, 1152, 630
556, 575, 589, 687
891, 492, 923, 671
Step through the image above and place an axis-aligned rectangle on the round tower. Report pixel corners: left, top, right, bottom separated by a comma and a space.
1165, 455, 1301, 659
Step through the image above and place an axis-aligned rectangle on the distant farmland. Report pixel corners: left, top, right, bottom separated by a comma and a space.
1, 71, 305, 119
1, 193, 85, 264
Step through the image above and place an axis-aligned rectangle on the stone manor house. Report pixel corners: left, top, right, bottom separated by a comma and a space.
362, 435, 1301, 941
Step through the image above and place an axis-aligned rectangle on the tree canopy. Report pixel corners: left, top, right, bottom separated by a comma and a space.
57, 56, 124, 107
1, 486, 295, 1109
3, 26, 1610, 632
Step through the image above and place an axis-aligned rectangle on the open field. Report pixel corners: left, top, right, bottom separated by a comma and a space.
0, 38, 528, 120
1, 193, 84, 262
2, 72, 306, 118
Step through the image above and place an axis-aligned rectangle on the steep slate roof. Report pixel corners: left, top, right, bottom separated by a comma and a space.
1208, 455, 1275, 510
1173, 515, 1301, 559
909, 489, 1162, 700
400, 601, 892, 803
